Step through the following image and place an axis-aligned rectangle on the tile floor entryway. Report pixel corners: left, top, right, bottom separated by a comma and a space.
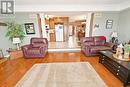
48, 36, 81, 52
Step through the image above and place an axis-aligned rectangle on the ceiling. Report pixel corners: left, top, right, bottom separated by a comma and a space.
15, 0, 130, 12
44, 12, 88, 17
16, 0, 128, 5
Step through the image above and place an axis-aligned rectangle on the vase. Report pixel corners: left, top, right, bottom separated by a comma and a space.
124, 51, 130, 59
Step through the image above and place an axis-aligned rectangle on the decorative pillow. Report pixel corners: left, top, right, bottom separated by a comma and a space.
99, 36, 106, 40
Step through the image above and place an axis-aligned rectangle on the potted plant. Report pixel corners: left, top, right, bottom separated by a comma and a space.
123, 44, 130, 58
6, 21, 25, 50
6, 21, 25, 42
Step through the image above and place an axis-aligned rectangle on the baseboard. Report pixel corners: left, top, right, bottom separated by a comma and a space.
48, 48, 81, 52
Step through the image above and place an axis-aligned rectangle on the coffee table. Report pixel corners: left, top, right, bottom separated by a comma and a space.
99, 50, 130, 87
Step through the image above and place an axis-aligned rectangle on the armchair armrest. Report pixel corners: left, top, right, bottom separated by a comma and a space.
80, 37, 86, 44
41, 44, 48, 48
39, 46, 48, 54
80, 37, 92, 44
81, 44, 92, 56
21, 44, 32, 50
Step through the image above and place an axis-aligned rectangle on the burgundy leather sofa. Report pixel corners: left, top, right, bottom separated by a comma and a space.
80, 36, 113, 56
22, 38, 48, 58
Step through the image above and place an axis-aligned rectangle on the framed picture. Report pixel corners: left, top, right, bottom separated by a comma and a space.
94, 24, 99, 29
24, 23, 35, 34
106, 20, 113, 29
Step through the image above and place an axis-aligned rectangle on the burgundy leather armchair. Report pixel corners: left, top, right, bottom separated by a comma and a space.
80, 36, 114, 56
22, 38, 48, 58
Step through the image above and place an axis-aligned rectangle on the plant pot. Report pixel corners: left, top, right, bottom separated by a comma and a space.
124, 51, 130, 59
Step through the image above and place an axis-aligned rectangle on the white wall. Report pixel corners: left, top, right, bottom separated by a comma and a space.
0, 26, 14, 55
0, 12, 40, 55
0, 16, 15, 55
15, 12, 40, 45
118, 8, 130, 43
92, 12, 119, 41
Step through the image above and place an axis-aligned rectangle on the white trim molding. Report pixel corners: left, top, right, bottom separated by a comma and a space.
15, 4, 128, 12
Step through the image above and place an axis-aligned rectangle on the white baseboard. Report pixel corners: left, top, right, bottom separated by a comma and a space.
48, 48, 81, 52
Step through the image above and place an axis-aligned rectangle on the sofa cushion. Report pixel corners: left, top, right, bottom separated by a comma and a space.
27, 47, 41, 54
84, 37, 94, 42
84, 42, 95, 46
32, 43, 44, 47
94, 37, 106, 45
90, 46, 111, 53
95, 41, 105, 46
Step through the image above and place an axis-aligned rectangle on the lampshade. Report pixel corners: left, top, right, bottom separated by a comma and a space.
13, 38, 21, 44
111, 32, 118, 37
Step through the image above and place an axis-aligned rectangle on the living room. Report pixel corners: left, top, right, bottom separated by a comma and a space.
0, 0, 130, 87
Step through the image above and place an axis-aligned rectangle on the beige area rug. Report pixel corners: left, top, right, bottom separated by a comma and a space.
15, 62, 107, 87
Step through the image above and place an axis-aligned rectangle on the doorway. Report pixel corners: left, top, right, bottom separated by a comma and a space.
44, 14, 86, 49
45, 16, 69, 42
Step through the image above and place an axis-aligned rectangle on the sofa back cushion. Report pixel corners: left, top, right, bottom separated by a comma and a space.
81, 36, 106, 46
95, 41, 105, 46
84, 37, 94, 42
31, 38, 48, 47
83, 37, 95, 45
84, 42, 95, 45
94, 36, 106, 46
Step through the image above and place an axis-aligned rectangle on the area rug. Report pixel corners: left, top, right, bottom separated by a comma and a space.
15, 62, 107, 87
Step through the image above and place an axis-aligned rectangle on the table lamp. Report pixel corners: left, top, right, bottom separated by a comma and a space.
13, 38, 21, 50
111, 32, 118, 43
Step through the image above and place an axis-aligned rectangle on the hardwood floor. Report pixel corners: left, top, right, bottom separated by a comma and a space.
0, 52, 125, 87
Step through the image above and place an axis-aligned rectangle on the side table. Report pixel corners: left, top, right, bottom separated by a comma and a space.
99, 50, 130, 87
7, 49, 23, 60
